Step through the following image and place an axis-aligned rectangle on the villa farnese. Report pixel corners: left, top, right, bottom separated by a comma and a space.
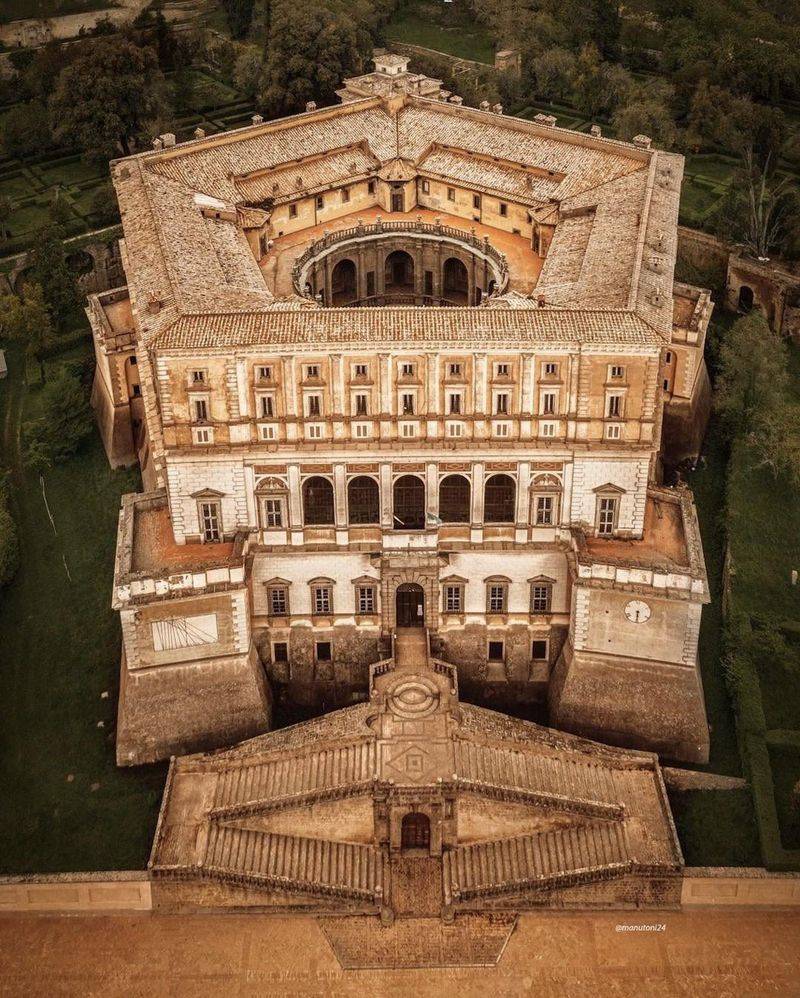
89, 53, 713, 772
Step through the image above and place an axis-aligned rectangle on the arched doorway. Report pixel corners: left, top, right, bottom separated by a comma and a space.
401, 811, 431, 850
484, 473, 516, 523
738, 285, 754, 313
438, 474, 471, 523
347, 475, 379, 524
442, 257, 469, 304
302, 476, 335, 525
393, 474, 425, 529
385, 250, 414, 295
396, 583, 424, 627
331, 258, 357, 305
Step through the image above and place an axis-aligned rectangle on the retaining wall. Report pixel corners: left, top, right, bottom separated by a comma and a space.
0, 872, 151, 912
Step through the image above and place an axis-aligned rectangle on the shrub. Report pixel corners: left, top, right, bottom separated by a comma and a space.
23, 367, 93, 472
0, 475, 19, 588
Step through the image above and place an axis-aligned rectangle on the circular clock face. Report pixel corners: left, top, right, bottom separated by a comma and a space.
624, 599, 651, 624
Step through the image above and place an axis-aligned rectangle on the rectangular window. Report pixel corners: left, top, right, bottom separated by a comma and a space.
341, 187, 350, 203
401, 393, 415, 415
305, 364, 320, 379
444, 584, 463, 613
354, 422, 371, 438
541, 391, 556, 415
493, 421, 510, 438
663, 378, 670, 391
190, 369, 205, 384
366, 271, 375, 296
368, 180, 375, 195
192, 398, 208, 422
448, 362, 462, 377
495, 392, 509, 414
259, 394, 274, 418
132, 384, 141, 397
312, 586, 332, 615
421, 179, 430, 194
400, 422, 417, 438
531, 639, 548, 661
448, 392, 462, 415
198, 501, 221, 542
607, 394, 622, 418
473, 194, 481, 209
354, 393, 369, 416
306, 424, 324, 439
315, 195, 324, 210
535, 495, 553, 526
261, 497, 284, 528
268, 585, 288, 616
192, 426, 213, 445
499, 202, 507, 217
665, 351, 672, 363
259, 424, 277, 441
487, 584, 507, 613
488, 640, 504, 661
353, 363, 368, 378
446, 421, 464, 438
401, 362, 415, 377
289, 204, 297, 218
540, 421, 557, 438
447, 187, 455, 201
306, 394, 322, 417
357, 585, 376, 614
606, 423, 622, 440
273, 641, 288, 662
424, 270, 433, 295
495, 363, 510, 377
315, 641, 332, 661
543, 362, 558, 378
257, 365, 273, 382
598, 497, 618, 536
531, 584, 552, 614
610, 365, 625, 379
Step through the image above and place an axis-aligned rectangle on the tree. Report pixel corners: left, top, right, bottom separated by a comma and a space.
48, 37, 166, 159
258, 1, 364, 116
0, 195, 14, 243
0, 474, 19, 589
530, 49, 576, 102
0, 101, 51, 159
233, 44, 265, 100
26, 225, 81, 328
612, 98, 677, 149
222, 0, 256, 39
24, 368, 94, 471
716, 312, 800, 482
0, 284, 54, 379
570, 44, 631, 119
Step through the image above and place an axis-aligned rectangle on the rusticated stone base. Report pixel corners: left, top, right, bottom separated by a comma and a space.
548, 643, 710, 765
116, 644, 272, 765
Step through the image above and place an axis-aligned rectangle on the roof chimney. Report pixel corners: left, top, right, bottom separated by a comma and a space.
162, 133, 176, 148
450, 95, 463, 106
152, 137, 163, 151
633, 134, 652, 149
305, 101, 317, 112
479, 100, 490, 112
252, 114, 264, 126
492, 103, 503, 115
193, 127, 205, 140
590, 124, 602, 137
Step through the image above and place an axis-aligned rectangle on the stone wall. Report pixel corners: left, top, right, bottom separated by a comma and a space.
0, 872, 151, 912
682, 868, 800, 906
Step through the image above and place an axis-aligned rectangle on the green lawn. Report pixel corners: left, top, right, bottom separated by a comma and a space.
0, 0, 115, 23
386, 0, 495, 64
0, 340, 165, 874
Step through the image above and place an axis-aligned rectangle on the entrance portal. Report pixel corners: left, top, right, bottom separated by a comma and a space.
396, 583, 425, 627
401, 811, 431, 850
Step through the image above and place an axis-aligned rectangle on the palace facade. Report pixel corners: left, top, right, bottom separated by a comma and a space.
89, 54, 713, 768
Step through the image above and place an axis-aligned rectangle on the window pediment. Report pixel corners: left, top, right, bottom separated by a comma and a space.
255, 476, 287, 492
308, 577, 335, 587
528, 575, 556, 584
264, 577, 291, 587
191, 488, 225, 499
592, 482, 626, 495
441, 575, 468, 585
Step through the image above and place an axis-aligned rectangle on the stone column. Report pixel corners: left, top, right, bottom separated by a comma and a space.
287, 464, 304, 544
283, 356, 299, 442
516, 461, 531, 541
471, 461, 484, 544
333, 462, 348, 543
380, 462, 393, 530
426, 462, 439, 521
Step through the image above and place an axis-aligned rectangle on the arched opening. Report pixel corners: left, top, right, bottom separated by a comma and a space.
384, 250, 414, 296
438, 474, 471, 523
66, 249, 94, 276
393, 474, 425, 530
738, 285, 754, 313
347, 475, 379, 524
442, 257, 469, 305
396, 583, 425, 627
331, 258, 357, 305
302, 476, 335, 525
484, 473, 516, 524
401, 811, 430, 849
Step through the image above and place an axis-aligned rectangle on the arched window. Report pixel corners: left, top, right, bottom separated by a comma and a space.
401, 811, 430, 850
737, 285, 754, 313
347, 475, 380, 524
385, 250, 414, 292
438, 474, 471, 523
393, 474, 425, 530
484, 473, 516, 523
302, 476, 335, 525
443, 257, 468, 304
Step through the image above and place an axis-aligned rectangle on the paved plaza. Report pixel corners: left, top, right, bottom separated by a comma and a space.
1, 909, 800, 996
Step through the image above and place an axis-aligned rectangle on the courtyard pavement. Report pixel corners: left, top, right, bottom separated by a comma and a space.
1, 908, 800, 996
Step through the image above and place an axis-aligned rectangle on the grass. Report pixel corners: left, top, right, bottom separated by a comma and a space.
386, 0, 496, 64
0, 339, 166, 874
0, 0, 115, 23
